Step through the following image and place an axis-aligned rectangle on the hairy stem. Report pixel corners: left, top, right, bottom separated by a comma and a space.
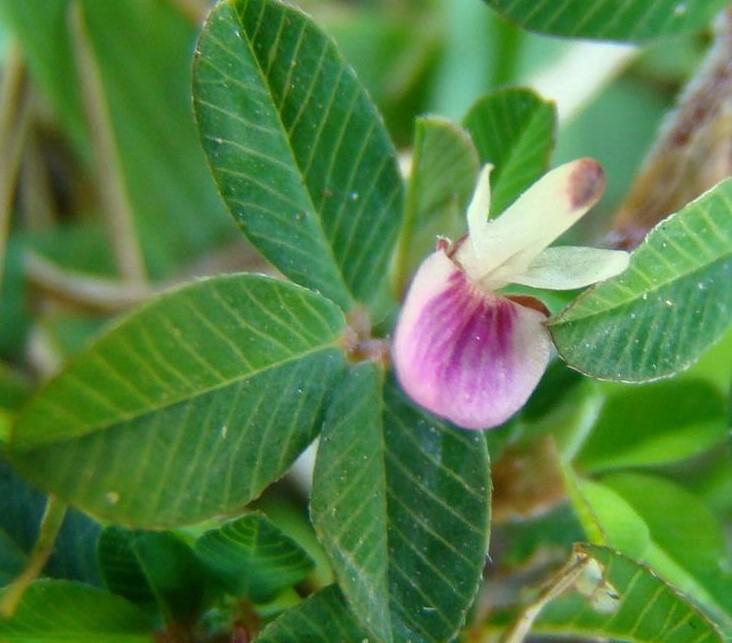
499, 551, 592, 643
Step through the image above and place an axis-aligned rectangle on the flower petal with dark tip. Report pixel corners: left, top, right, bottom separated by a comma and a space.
392, 251, 551, 430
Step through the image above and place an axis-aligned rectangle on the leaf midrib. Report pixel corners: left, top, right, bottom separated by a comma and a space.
14, 343, 340, 451
222, 0, 354, 308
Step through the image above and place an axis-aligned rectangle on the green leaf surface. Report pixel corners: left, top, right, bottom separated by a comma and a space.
0, 0, 236, 278
536, 544, 724, 642
195, 512, 313, 602
577, 379, 729, 471
566, 472, 650, 560
0, 455, 100, 585
394, 116, 479, 292
686, 326, 732, 395
256, 585, 368, 642
10, 275, 346, 527
603, 472, 732, 619
0, 364, 29, 412
381, 379, 490, 643
482, 0, 726, 42
0, 529, 26, 586
193, 0, 403, 309
499, 503, 583, 568
463, 88, 556, 216
251, 493, 334, 591
550, 180, 732, 382
311, 366, 491, 643
310, 364, 390, 640
130, 532, 208, 625
679, 441, 732, 522
97, 527, 156, 610
0, 579, 154, 642
0, 235, 31, 359
566, 469, 732, 623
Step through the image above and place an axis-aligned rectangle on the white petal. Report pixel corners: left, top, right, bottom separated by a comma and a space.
392, 250, 551, 430
460, 164, 495, 280
467, 164, 493, 247
458, 158, 606, 285
510, 246, 630, 290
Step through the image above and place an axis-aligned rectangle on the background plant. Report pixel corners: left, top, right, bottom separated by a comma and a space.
0, 0, 730, 641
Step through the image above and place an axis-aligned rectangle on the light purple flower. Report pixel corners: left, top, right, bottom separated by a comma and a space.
393, 159, 630, 430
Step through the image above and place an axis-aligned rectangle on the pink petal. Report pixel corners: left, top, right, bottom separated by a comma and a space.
392, 251, 551, 430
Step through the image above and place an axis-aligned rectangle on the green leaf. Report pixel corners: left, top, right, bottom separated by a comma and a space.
686, 325, 732, 395
129, 532, 208, 625
252, 493, 334, 591
536, 544, 724, 642
482, 0, 726, 42
0, 529, 26, 586
565, 471, 650, 560
193, 0, 403, 310
679, 440, 732, 522
0, 0, 236, 278
100, 528, 211, 622
0, 366, 30, 445
577, 379, 729, 472
603, 472, 732, 620
310, 364, 390, 640
311, 366, 491, 642
463, 88, 556, 216
0, 235, 32, 359
566, 469, 732, 623
10, 274, 346, 527
0, 455, 100, 585
0, 579, 154, 641
550, 180, 732, 382
257, 585, 368, 642
393, 116, 479, 293
97, 527, 156, 610
195, 512, 313, 602
499, 504, 583, 568
0, 364, 29, 412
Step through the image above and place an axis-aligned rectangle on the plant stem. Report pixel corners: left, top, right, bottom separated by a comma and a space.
611, 6, 732, 249
68, 1, 147, 285
0, 41, 30, 289
0, 495, 67, 618
499, 551, 592, 643
25, 251, 152, 312
20, 126, 56, 230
